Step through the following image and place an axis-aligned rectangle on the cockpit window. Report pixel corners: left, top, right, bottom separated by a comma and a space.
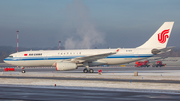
8, 56, 13, 58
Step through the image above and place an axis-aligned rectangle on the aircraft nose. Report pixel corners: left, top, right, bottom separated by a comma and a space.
3, 57, 13, 65
3, 57, 8, 63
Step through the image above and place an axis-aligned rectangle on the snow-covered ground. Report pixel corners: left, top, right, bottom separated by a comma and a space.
1, 70, 180, 91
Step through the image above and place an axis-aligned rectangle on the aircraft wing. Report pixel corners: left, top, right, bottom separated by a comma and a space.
152, 46, 174, 54
69, 48, 120, 63
147, 57, 167, 63
153, 57, 168, 60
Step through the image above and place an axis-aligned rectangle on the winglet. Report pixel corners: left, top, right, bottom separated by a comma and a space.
116, 48, 120, 52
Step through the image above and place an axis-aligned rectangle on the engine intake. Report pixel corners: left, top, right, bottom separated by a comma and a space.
55, 62, 77, 71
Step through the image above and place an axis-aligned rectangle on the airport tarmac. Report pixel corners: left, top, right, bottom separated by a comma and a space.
0, 66, 180, 100
0, 85, 180, 101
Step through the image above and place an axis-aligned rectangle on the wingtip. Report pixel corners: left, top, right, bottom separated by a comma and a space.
116, 48, 120, 52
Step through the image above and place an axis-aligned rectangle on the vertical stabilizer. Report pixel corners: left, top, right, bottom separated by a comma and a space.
137, 22, 174, 49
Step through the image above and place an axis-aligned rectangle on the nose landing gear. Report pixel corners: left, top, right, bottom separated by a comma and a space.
22, 70, 26, 73
21, 67, 26, 73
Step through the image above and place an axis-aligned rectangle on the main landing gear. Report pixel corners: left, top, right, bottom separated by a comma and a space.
83, 68, 94, 73
82, 62, 94, 73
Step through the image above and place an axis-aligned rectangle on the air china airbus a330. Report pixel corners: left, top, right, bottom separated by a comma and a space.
4, 22, 174, 73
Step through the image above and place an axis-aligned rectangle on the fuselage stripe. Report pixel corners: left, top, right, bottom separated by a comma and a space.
4, 54, 152, 61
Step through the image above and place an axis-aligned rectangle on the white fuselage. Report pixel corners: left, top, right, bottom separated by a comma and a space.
4, 48, 153, 67
3, 22, 174, 69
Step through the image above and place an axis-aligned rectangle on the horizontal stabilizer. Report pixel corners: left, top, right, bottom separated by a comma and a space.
151, 47, 174, 55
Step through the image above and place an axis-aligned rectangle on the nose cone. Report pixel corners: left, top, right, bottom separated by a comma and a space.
3, 57, 12, 65
3, 57, 8, 63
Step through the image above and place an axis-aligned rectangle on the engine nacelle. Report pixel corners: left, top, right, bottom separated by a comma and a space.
55, 62, 77, 71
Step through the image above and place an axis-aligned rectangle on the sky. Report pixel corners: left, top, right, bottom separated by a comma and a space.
0, 0, 180, 49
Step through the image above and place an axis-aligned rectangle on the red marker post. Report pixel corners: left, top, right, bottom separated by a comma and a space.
98, 69, 102, 75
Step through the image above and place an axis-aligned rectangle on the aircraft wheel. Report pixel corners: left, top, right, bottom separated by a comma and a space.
22, 70, 26, 73
89, 69, 94, 73
83, 69, 88, 73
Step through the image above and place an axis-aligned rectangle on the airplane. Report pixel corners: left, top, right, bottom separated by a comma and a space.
4, 22, 174, 73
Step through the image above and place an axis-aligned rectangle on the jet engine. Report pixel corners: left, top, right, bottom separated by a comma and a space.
55, 62, 77, 71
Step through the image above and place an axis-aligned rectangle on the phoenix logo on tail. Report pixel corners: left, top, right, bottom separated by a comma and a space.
158, 29, 170, 44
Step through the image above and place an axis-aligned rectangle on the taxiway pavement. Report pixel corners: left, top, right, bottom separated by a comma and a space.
0, 66, 180, 100
0, 85, 180, 101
